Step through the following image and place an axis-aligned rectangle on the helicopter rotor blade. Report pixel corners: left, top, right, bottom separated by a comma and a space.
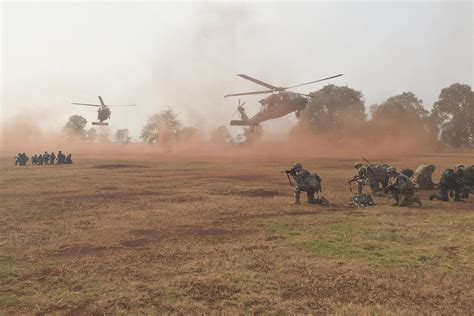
106, 104, 136, 107
225, 89, 275, 98
285, 74, 343, 89
71, 103, 101, 107
98, 96, 105, 106
237, 74, 278, 90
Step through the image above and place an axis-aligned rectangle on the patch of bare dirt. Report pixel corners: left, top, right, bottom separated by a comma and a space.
53, 244, 118, 257
177, 225, 249, 239
221, 174, 269, 181
93, 164, 149, 169
157, 196, 205, 203
216, 188, 282, 198
180, 281, 239, 303
119, 238, 153, 248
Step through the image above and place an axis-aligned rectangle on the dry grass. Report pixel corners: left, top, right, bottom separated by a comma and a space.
1, 153, 473, 314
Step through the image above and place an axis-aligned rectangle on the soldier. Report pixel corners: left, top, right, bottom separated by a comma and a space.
18, 153, 29, 166
454, 165, 471, 199
14, 153, 21, 165
57, 151, 66, 164
286, 162, 322, 204
49, 152, 56, 165
400, 168, 414, 178
349, 162, 386, 195
43, 151, 50, 165
429, 168, 463, 202
65, 153, 73, 164
31, 154, 38, 165
384, 167, 422, 207
411, 164, 436, 189
37, 154, 44, 165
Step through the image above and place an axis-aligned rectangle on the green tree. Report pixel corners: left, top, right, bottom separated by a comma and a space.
178, 127, 200, 142
430, 83, 473, 147
210, 125, 233, 145
86, 128, 97, 143
298, 84, 366, 137
368, 92, 434, 144
370, 92, 429, 123
63, 115, 87, 137
140, 108, 182, 144
114, 129, 131, 144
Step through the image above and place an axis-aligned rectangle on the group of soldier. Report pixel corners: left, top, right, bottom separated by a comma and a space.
285, 161, 473, 207
14, 151, 73, 166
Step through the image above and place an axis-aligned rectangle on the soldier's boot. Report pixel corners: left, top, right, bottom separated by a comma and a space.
294, 190, 301, 204
413, 196, 422, 207
454, 189, 464, 201
391, 192, 400, 206
307, 191, 316, 204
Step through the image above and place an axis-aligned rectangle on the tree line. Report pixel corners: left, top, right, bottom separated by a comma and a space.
63, 82, 472, 148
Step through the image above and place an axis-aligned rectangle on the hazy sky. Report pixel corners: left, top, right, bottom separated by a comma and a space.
1, 1, 472, 139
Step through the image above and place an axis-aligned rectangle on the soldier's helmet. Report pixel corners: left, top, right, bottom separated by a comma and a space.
427, 164, 436, 171
455, 164, 465, 170
386, 166, 397, 174
354, 162, 363, 169
292, 162, 302, 171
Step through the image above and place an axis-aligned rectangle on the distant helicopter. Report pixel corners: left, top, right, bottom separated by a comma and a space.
71, 96, 136, 126
225, 73, 343, 128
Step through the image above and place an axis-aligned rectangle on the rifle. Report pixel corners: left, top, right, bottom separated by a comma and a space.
281, 168, 296, 187
347, 175, 360, 184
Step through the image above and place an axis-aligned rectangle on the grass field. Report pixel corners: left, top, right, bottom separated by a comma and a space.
1, 153, 473, 314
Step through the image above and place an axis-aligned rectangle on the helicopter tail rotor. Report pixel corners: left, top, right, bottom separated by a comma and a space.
232, 98, 246, 117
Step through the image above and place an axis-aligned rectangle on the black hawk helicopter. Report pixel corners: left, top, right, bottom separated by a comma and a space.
71, 96, 136, 126
225, 73, 343, 128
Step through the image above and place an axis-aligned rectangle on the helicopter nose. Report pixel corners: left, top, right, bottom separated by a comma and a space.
297, 96, 307, 109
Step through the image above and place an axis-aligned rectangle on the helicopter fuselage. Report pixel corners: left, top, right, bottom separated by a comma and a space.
232, 91, 307, 126
97, 106, 111, 123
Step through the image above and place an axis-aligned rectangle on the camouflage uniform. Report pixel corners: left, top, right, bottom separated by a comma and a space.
57, 151, 65, 164
290, 163, 321, 204
429, 168, 463, 202
49, 152, 56, 165
43, 152, 50, 165
38, 154, 44, 165
18, 153, 29, 166
385, 168, 421, 207
455, 165, 471, 199
411, 164, 436, 189
355, 163, 387, 195
65, 154, 73, 164
31, 154, 38, 165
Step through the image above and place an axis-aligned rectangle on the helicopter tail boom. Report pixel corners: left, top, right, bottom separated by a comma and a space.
230, 120, 252, 126
92, 122, 109, 126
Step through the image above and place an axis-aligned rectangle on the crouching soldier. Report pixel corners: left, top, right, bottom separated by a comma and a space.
349, 162, 387, 195
459, 165, 474, 198
429, 168, 463, 202
412, 164, 436, 189
285, 162, 322, 204
384, 167, 422, 207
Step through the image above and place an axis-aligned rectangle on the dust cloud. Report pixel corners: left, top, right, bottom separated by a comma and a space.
1, 109, 440, 163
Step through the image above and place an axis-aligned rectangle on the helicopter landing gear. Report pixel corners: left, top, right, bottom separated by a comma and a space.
92, 122, 109, 126
295, 110, 301, 118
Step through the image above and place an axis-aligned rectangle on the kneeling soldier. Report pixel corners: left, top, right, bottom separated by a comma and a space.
385, 167, 422, 207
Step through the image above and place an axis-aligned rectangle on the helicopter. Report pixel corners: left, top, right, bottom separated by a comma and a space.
224, 73, 343, 128
71, 96, 136, 126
